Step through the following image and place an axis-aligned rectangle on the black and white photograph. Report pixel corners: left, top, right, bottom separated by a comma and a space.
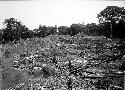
0, 0, 125, 90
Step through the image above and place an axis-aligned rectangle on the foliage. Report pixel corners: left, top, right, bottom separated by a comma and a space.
98, 6, 125, 23
98, 6, 125, 38
98, 22, 112, 38
58, 24, 87, 36
33, 25, 57, 38
58, 26, 70, 35
86, 23, 102, 36
69, 24, 86, 36
0, 29, 3, 43
1, 18, 34, 44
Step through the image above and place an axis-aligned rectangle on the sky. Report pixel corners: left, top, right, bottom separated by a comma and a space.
0, 0, 124, 30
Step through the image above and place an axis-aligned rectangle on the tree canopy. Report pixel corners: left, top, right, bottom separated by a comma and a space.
98, 6, 125, 38
1, 18, 34, 43
98, 6, 125, 23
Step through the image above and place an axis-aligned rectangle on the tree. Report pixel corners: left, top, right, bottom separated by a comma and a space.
62, 24, 86, 36
45, 26, 56, 36
98, 6, 125, 38
69, 24, 80, 36
2, 18, 29, 43
86, 23, 102, 36
58, 26, 70, 35
38, 25, 55, 37
98, 22, 112, 37
33, 25, 57, 38
38, 25, 47, 37
21, 30, 34, 39
0, 29, 3, 43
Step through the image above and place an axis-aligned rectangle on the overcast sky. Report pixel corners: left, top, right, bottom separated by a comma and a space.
0, 0, 124, 30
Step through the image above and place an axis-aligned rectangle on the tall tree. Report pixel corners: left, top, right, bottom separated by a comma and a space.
86, 23, 102, 36
68, 24, 86, 36
0, 30, 3, 43
38, 25, 47, 37
98, 6, 125, 38
3, 18, 29, 43
58, 26, 70, 35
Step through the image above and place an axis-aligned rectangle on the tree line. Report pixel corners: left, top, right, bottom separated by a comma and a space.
0, 6, 125, 44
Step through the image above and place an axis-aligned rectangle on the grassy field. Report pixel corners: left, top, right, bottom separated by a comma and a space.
0, 34, 124, 90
